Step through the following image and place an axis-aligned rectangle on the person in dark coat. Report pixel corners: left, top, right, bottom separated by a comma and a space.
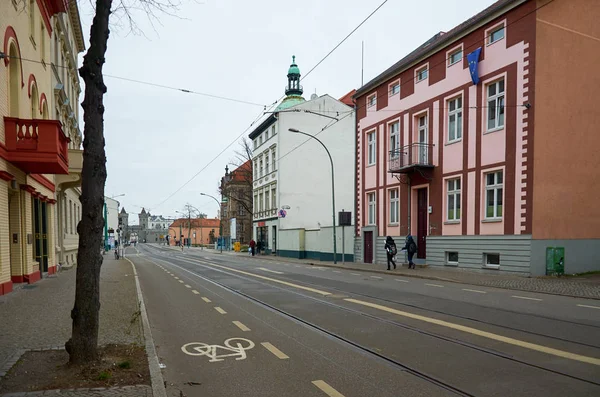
249, 239, 256, 256
401, 234, 417, 269
384, 236, 397, 270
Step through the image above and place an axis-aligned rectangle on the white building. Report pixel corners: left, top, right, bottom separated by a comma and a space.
148, 215, 169, 230
250, 56, 355, 261
104, 196, 120, 239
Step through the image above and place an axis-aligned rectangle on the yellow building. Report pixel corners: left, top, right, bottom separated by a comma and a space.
0, 0, 85, 295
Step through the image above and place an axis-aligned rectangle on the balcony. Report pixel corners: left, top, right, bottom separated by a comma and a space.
55, 149, 83, 189
4, 117, 70, 174
388, 143, 434, 173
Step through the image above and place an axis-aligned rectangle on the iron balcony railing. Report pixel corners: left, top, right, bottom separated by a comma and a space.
388, 142, 434, 173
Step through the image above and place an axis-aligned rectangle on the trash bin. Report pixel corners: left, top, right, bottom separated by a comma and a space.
546, 247, 565, 275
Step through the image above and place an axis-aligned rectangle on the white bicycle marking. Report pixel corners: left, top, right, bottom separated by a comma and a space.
181, 338, 255, 362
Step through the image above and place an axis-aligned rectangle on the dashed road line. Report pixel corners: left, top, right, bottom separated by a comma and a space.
462, 288, 486, 294
179, 280, 184, 284
512, 295, 542, 301
214, 307, 227, 314
312, 380, 345, 397
370, 276, 383, 280
261, 342, 289, 359
185, 284, 191, 288
202, 297, 211, 303
350, 273, 360, 276
332, 270, 341, 273
577, 304, 600, 310
425, 283, 444, 288
232, 321, 251, 332
192, 290, 200, 295
395, 279, 409, 283
174, 276, 179, 279
257, 267, 284, 275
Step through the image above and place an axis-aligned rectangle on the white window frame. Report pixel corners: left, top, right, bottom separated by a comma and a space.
389, 189, 399, 225
367, 192, 376, 225
271, 187, 276, 209
265, 129, 269, 140
446, 251, 459, 266
447, 96, 463, 143
265, 153, 270, 174
487, 24, 505, 45
447, 178, 461, 222
259, 158, 264, 178
367, 93, 377, 109
271, 125, 276, 136
389, 121, 400, 159
259, 134, 263, 146
389, 80, 400, 97
486, 79, 505, 132
447, 45, 463, 66
271, 148, 276, 171
259, 193, 264, 212
485, 171, 503, 220
265, 189, 270, 210
367, 131, 376, 166
484, 253, 500, 269
415, 65, 428, 83
253, 139, 257, 149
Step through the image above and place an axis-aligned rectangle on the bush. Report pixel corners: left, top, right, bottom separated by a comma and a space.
240, 245, 249, 251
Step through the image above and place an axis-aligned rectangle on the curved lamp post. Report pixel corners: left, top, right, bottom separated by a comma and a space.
200, 193, 223, 253
289, 128, 337, 264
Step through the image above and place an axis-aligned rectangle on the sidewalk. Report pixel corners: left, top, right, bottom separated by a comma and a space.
192, 247, 600, 300
0, 254, 152, 397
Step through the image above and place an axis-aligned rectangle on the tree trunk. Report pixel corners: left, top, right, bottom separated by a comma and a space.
66, 0, 112, 365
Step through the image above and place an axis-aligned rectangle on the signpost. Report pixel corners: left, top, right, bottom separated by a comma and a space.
339, 210, 352, 265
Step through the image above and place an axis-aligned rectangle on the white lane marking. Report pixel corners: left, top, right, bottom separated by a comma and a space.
463, 288, 487, 294
425, 283, 444, 288
202, 297, 211, 303
214, 306, 227, 314
577, 304, 600, 310
283, 264, 290, 266
512, 295, 542, 301
232, 321, 251, 332
395, 279, 409, 283
370, 276, 383, 279
179, 280, 184, 284
185, 284, 191, 288
332, 271, 341, 273
174, 276, 179, 279
192, 290, 200, 295
295, 265, 302, 268
350, 273, 360, 276
261, 342, 289, 359
312, 380, 345, 397
257, 267, 284, 275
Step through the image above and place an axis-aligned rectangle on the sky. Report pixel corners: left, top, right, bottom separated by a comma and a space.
76, 0, 497, 224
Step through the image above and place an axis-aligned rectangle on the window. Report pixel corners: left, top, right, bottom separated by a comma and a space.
416, 66, 428, 82
265, 153, 270, 174
448, 49, 462, 66
367, 192, 376, 225
417, 115, 428, 164
253, 139, 257, 149
367, 131, 376, 166
259, 159, 263, 177
271, 125, 276, 136
265, 190, 270, 210
487, 79, 505, 131
389, 189, 399, 224
69, 200, 73, 234
488, 25, 505, 44
446, 252, 459, 266
485, 171, 503, 219
485, 253, 500, 268
29, 0, 35, 40
448, 97, 462, 142
367, 94, 376, 108
271, 149, 276, 171
447, 179, 461, 221
253, 160, 258, 179
259, 193, 264, 212
259, 134, 263, 145
40, 23, 45, 63
253, 194, 258, 213
271, 187, 276, 209
265, 129, 269, 140
239, 206, 245, 216
389, 122, 399, 158
390, 82, 400, 96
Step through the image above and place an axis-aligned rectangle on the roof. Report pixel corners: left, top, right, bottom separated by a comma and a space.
227, 160, 252, 184
248, 113, 277, 140
354, 0, 522, 97
275, 95, 306, 111
287, 55, 300, 75
339, 89, 356, 107
169, 218, 221, 228
120, 207, 127, 214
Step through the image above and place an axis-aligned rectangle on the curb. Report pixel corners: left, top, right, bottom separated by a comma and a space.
126, 257, 167, 397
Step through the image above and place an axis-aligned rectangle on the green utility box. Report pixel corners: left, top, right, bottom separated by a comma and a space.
546, 247, 565, 275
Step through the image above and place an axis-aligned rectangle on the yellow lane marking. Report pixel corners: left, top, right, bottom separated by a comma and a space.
261, 342, 289, 359
202, 297, 211, 303
312, 380, 345, 397
232, 321, 251, 332
578, 304, 600, 310
257, 267, 284, 275
192, 290, 200, 295
512, 295, 542, 301
214, 307, 227, 314
425, 283, 444, 288
180, 258, 330, 296
185, 284, 191, 288
370, 276, 383, 279
463, 288, 486, 294
395, 279, 409, 283
344, 298, 600, 366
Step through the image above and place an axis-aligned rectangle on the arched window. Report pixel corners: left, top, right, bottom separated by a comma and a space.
8, 43, 21, 117
30, 84, 39, 119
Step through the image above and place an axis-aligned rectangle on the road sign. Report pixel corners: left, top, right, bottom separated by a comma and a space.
278, 209, 287, 218
181, 338, 255, 362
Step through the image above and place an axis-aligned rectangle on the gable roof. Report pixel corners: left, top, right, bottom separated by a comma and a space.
169, 218, 220, 228
339, 89, 356, 107
228, 160, 252, 184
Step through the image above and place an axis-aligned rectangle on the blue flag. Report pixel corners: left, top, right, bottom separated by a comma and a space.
467, 47, 482, 85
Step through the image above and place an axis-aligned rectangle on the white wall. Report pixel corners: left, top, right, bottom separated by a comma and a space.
104, 197, 120, 235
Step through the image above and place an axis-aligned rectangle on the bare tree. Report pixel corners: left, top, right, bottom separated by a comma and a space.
219, 138, 253, 215
66, 0, 180, 364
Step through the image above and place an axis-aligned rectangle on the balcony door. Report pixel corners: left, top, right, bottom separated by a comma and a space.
33, 198, 49, 275
418, 115, 428, 165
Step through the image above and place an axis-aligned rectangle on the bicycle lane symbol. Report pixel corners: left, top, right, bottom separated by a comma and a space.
181, 338, 255, 363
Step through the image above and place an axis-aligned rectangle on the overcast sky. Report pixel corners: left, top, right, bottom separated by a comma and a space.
77, 0, 496, 224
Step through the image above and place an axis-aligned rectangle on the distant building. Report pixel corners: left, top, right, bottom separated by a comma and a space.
220, 162, 253, 245
168, 218, 221, 246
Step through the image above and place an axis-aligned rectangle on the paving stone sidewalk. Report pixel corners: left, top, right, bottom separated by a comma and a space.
0, 255, 149, 397
187, 246, 600, 299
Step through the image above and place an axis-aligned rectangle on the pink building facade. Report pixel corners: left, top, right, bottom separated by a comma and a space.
354, 0, 600, 275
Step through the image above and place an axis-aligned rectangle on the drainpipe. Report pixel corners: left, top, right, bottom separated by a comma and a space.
352, 97, 358, 262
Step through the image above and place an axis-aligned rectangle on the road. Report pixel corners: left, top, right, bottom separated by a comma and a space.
127, 244, 600, 397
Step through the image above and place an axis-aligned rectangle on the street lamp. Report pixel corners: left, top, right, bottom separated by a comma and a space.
200, 193, 223, 253
104, 194, 125, 251
289, 128, 337, 264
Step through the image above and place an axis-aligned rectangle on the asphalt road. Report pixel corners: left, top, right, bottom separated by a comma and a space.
128, 245, 600, 397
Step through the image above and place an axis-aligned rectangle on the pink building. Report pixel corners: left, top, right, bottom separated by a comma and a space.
354, 0, 600, 275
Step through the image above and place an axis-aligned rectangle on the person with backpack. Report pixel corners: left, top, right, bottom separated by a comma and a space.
401, 234, 418, 269
384, 236, 397, 270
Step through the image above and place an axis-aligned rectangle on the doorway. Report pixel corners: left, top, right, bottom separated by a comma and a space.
363, 231, 373, 263
257, 226, 268, 254
33, 198, 49, 275
272, 225, 277, 253
417, 188, 427, 259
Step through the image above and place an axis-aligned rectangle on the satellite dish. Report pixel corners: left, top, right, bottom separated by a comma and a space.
310, 93, 318, 100
281, 205, 291, 210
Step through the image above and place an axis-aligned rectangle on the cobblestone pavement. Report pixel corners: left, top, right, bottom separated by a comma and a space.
188, 246, 600, 299
0, 255, 147, 396
0, 385, 151, 396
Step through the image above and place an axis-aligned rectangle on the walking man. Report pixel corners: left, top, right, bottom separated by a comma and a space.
401, 234, 418, 269
249, 239, 256, 256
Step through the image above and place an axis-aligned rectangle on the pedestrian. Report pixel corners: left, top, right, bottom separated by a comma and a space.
249, 239, 256, 256
401, 234, 418, 269
384, 236, 397, 270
